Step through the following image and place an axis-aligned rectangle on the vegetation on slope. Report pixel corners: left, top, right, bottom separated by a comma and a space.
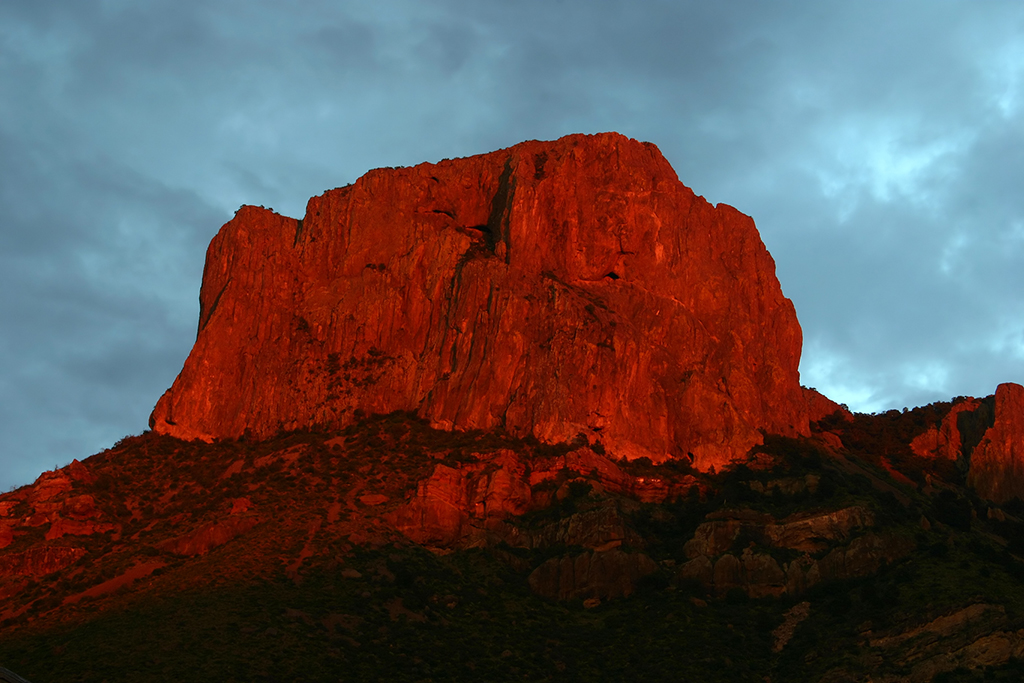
2, 411, 1024, 681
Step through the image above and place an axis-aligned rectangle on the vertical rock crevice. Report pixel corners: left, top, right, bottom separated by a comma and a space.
485, 158, 515, 259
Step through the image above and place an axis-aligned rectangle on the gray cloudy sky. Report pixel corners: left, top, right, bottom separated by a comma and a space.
2, 1, 1023, 490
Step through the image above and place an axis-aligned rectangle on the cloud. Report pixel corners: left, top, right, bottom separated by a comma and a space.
0, 126, 222, 489
1, 0, 1023, 489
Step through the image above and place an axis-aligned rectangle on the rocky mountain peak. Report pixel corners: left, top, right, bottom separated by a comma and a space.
150, 132, 808, 471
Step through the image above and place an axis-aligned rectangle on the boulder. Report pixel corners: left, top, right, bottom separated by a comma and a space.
516, 502, 643, 550
815, 532, 914, 582
679, 506, 906, 598
679, 555, 713, 587
763, 506, 874, 553
712, 554, 743, 596
27, 470, 72, 504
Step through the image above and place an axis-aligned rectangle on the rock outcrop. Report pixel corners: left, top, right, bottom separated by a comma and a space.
968, 383, 1024, 503
387, 446, 696, 548
150, 133, 808, 471
910, 398, 983, 461
678, 507, 912, 598
804, 387, 850, 425
388, 449, 535, 547
0, 546, 86, 579
157, 515, 259, 557
528, 549, 658, 601
0, 460, 119, 550
683, 506, 874, 559
866, 383, 1024, 504
825, 604, 1024, 682
39, 494, 116, 541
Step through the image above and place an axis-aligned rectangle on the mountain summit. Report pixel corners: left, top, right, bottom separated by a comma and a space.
150, 133, 808, 471
8, 134, 1024, 682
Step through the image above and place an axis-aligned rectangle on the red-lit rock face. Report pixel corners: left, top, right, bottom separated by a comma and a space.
804, 387, 851, 425
968, 383, 1024, 503
150, 133, 808, 471
910, 398, 982, 461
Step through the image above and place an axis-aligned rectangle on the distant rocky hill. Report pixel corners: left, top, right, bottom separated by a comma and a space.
4, 134, 1024, 682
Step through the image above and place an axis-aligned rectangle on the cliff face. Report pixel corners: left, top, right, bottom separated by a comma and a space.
150, 132, 808, 471
968, 383, 1024, 503
910, 398, 983, 461
879, 382, 1024, 504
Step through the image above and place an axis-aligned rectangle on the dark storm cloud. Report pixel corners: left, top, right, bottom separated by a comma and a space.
2, 0, 1022, 489
0, 122, 222, 488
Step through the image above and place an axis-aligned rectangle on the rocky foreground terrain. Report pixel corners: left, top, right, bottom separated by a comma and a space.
4, 404, 1024, 682
4, 133, 1024, 682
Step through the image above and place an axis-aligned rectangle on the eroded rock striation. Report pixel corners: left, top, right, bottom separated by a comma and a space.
151, 132, 808, 471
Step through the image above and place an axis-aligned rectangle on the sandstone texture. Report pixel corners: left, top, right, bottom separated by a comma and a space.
150, 133, 808, 471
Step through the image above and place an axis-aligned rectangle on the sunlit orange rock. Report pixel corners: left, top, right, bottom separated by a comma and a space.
968, 383, 1024, 503
0, 546, 86, 578
388, 449, 569, 547
27, 470, 73, 504
66, 459, 96, 485
391, 446, 697, 547
528, 549, 658, 601
44, 516, 116, 541
151, 133, 808, 471
804, 387, 851, 424
910, 398, 983, 460
157, 516, 259, 557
